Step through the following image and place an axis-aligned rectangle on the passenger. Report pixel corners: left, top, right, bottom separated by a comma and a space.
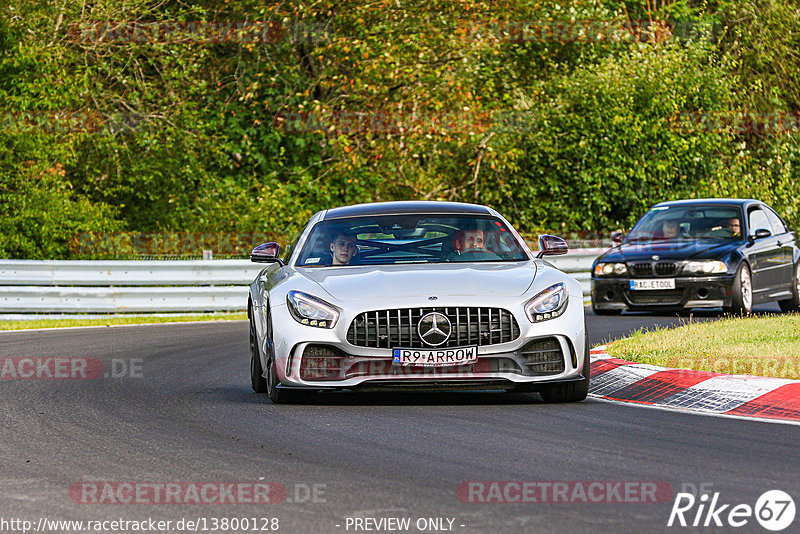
329, 231, 359, 265
725, 217, 741, 237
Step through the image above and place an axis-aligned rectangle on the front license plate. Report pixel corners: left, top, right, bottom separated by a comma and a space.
392, 346, 478, 367
630, 279, 676, 290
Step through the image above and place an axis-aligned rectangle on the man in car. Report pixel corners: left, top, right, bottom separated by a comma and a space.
329, 231, 359, 265
456, 228, 486, 252
447, 227, 500, 261
661, 220, 679, 238
725, 217, 741, 237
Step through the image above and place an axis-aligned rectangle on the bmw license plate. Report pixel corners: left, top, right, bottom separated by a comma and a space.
392, 346, 478, 367
630, 279, 676, 290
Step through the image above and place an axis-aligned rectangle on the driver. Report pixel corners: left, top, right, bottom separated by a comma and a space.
329, 231, 359, 265
446, 226, 500, 261
455, 228, 486, 253
725, 217, 741, 237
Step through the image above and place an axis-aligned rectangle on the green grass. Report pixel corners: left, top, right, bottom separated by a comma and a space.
606, 314, 800, 380
0, 313, 247, 331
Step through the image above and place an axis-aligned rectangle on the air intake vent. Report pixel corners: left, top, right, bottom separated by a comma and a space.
518, 337, 565, 376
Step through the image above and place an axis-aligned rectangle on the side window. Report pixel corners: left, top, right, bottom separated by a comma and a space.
748, 208, 771, 235
764, 207, 787, 235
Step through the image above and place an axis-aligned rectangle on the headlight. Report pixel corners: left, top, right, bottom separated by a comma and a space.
525, 283, 569, 322
286, 291, 339, 328
684, 261, 728, 275
594, 262, 628, 276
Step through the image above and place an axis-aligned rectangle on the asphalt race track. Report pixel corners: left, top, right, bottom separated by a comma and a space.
1, 308, 797, 534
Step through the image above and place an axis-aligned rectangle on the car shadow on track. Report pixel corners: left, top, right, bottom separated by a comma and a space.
291, 391, 548, 406
258, 390, 601, 406
212, 385, 602, 406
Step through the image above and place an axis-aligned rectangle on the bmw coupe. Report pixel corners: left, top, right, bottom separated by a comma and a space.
591, 199, 800, 315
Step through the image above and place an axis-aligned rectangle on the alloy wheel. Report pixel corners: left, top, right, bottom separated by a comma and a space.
741, 267, 752, 312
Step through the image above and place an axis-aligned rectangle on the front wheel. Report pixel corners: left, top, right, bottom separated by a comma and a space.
266, 355, 310, 404
778, 262, 800, 312
249, 312, 267, 393
538, 333, 590, 403
724, 263, 753, 315
266, 355, 287, 403
262, 311, 308, 404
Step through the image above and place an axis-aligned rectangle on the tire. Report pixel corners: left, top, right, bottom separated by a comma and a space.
778, 262, 800, 312
266, 354, 289, 404
261, 309, 307, 404
538, 331, 590, 403
724, 263, 753, 315
249, 311, 267, 393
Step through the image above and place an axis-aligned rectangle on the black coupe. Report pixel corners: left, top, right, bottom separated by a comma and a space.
591, 199, 800, 314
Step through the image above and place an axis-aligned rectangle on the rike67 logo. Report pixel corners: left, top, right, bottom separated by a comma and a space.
668, 489, 796, 531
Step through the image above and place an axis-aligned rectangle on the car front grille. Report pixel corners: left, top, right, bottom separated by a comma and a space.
629, 261, 678, 277
346, 307, 520, 349
654, 262, 678, 276
626, 289, 685, 305
630, 263, 653, 277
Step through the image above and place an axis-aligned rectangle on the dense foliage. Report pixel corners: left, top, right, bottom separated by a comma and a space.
1, 0, 799, 258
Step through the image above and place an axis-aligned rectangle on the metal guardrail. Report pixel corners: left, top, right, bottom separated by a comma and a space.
0, 260, 262, 313
0, 259, 262, 286
0, 251, 602, 313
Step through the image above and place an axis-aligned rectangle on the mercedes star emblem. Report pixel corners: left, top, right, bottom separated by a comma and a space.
417, 312, 452, 347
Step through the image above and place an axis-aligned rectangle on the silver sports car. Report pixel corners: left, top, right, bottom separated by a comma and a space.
247, 201, 588, 403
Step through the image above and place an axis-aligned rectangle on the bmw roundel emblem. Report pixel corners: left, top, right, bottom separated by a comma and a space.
652, 255, 660, 261
417, 312, 452, 347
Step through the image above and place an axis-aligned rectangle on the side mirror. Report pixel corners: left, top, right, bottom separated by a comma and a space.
251, 242, 283, 264
753, 228, 772, 240
536, 234, 569, 258
611, 231, 625, 246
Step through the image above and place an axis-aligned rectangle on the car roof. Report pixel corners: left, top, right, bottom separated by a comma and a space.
652, 198, 759, 208
323, 201, 494, 220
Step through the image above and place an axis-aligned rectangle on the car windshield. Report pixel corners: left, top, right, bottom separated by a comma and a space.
626, 205, 744, 243
296, 215, 530, 266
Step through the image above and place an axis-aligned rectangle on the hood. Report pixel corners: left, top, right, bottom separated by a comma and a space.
600, 239, 740, 262
297, 262, 537, 302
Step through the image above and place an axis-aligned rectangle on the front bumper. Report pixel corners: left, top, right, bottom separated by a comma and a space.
591, 275, 736, 311
265, 295, 587, 391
